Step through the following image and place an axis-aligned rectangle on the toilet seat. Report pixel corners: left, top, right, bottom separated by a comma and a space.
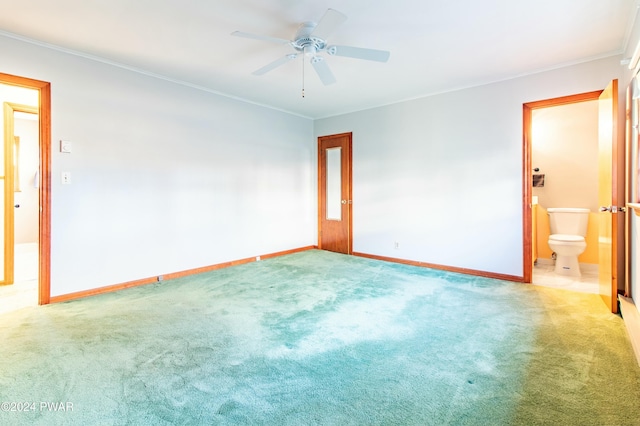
549, 234, 585, 243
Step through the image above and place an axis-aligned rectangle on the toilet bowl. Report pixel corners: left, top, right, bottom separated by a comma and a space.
547, 208, 590, 277
548, 234, 587, 276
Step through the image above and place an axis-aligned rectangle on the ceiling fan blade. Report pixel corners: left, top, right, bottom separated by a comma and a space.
231, 31, 291, 45
253, 54, 298, 76
310, 56, 336, 85
310, 9, 347, 40
327, 45, 390, 62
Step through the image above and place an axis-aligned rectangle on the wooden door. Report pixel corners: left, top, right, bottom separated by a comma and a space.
598, 79, 620, 313
318, 133, 352, 254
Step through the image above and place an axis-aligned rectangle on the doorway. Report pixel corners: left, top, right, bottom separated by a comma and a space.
523, 91, 602, 284
523, 82, 621, 313
0, 102, 39, 314
318, 132, 352, 254
0, 73, 51, 309
527, 95, 601, 294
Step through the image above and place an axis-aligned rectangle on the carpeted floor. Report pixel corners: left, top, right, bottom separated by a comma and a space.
0, 249, 638, 425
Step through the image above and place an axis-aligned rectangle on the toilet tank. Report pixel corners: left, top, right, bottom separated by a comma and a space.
547, 208, 590, 237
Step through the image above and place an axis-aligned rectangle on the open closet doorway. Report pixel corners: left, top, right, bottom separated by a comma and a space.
0, 73, 51, 313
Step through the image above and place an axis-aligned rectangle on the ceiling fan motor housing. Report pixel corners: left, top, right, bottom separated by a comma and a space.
292, 22, 326, 55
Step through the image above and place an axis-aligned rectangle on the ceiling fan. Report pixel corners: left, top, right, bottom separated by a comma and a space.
231, 9, 390, 86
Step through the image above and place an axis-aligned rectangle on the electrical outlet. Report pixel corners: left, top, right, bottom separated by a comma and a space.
256, 256, 261, 261
394, 242, 399, 249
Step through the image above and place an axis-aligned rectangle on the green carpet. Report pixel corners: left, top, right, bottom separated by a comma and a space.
0, 250, 638, 425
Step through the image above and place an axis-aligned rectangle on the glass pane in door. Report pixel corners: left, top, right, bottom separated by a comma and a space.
326, 147, 341, 220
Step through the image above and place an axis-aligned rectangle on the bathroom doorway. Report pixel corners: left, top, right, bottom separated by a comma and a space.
523, 91, 602, 283
523, 82, 623, 312
528, 94, 600, 294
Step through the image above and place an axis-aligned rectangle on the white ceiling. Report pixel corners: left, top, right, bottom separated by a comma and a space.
0, 0, 637, 119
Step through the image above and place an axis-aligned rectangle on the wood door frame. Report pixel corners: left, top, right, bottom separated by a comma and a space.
0, 72, 51, 305
318, 132, 353, 254
522, 90, 602, 283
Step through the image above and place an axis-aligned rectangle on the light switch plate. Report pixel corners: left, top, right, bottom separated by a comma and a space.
61, 171, 71, 184
60, 140, 72, 153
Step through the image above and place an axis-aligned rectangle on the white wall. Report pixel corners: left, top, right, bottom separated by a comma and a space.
623, 8, 640, 312
0, 34, 315, 296
315, 56, 623, 277
0, 30, 629, 294
532, 100, 599, 212
623, 7, 640, 89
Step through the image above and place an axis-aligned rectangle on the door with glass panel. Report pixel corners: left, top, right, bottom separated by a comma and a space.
318, 133, 352, 254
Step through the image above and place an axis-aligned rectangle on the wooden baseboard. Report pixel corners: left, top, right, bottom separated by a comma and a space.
352, 252, 524, 283
49, 245, 317, 304
619, 296, 640, 367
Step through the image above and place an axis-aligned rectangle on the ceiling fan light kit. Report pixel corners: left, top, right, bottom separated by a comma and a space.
231, 8, 390, 92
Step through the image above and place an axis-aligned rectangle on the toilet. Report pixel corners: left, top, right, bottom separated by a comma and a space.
547, 208, 590, 277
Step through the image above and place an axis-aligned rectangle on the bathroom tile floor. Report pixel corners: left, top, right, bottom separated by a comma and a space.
532, 260, 599, 294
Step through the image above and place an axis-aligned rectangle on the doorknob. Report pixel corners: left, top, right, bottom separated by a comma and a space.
600, 206, 626, 213
14, 204, 19, 208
